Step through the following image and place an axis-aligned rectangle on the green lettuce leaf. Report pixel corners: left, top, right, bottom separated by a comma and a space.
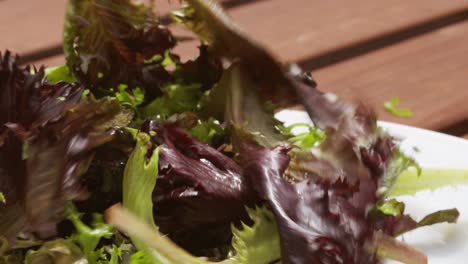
225, 206, 280, 264
122, 132, 166, 264
384, 96, 414, 118
109, 133, 281, 263
65, 203, 114, 263
188, 117, 224, 145
277, 122, 325, 149
44, 65, 76, 84
106, 204, 281, 264
142, 83, 202, 119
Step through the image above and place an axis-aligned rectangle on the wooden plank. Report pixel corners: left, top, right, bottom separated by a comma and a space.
312, 20, 468, 132
226, 0, 468, 63
3, 0, 468, 61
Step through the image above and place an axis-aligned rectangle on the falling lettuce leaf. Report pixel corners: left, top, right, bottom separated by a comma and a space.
64, 0, 175, 98
0, 51, 121, 239
384, 96, 414, 117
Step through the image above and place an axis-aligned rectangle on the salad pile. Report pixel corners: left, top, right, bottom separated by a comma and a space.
0, 0, 462, 263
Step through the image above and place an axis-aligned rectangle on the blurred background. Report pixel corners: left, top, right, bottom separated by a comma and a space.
1, 0, 467, 138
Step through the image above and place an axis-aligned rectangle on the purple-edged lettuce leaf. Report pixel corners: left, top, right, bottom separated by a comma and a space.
232, 127, 379, 264
0, 51, 121, 240
64, 0, 175, 98
140, 120, 255, 256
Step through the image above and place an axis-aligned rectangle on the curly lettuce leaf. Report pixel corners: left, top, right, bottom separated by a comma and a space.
65, 203, 114, 263
142, 122, 253, 256
0, 51, 122, 239
231, 127, 379, 263
64, 0, 175, 98
107, 204, 281, 264
226, 206, 280, 264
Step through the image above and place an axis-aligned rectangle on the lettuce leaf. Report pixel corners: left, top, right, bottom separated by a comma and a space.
0, 51, 121, 239
107, 204, 281, 264
64, 0, 175, 98
122, 132, 165, 264
384, 96, 414, 118
142, 121, 254, 256
65, 203, 114, 263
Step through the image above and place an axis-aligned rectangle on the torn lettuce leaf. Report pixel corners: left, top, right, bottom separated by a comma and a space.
384, 96, 414, 118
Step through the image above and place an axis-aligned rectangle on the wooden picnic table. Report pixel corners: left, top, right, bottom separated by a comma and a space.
1, 0, 467, 138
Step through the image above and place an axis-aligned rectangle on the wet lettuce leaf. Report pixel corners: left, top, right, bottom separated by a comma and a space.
64, 0, 175, 98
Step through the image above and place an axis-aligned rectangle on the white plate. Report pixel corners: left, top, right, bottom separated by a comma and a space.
276, 110, 468, 264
